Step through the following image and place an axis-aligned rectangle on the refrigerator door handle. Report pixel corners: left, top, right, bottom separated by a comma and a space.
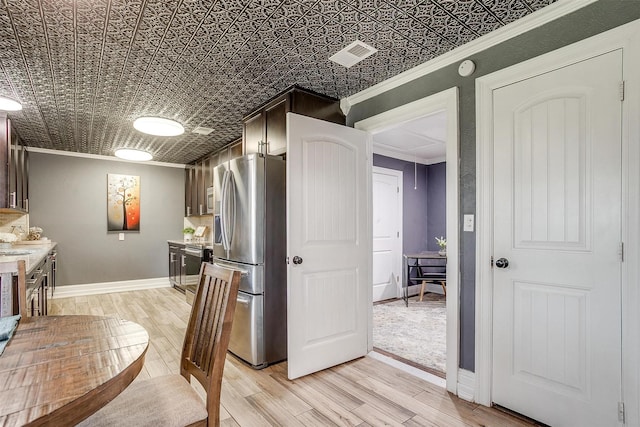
236, 294, 252, 306
226, 172, 236, 248
220, 170, 230, 250
212, 261, 249, 276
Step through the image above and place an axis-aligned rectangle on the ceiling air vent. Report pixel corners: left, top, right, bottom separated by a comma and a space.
329, 40, 378, 68
192, 126, 214, 135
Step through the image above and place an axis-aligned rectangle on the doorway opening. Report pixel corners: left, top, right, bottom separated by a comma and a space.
355, 87, 459, 393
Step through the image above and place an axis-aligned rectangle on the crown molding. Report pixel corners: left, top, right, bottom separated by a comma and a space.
343, 0, 598, 108
26, 147, 186, 168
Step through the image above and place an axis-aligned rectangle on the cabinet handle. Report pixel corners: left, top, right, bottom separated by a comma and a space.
24, 199, 28, 211
199, 204, 203, 215
181, 255, 186, 267
10, 192, 16, 208
186, 206, 191, 216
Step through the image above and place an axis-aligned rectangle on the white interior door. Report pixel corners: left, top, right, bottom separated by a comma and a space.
372, 167, 402, 302
287, 112, 372, 380
492, 50, 623, 426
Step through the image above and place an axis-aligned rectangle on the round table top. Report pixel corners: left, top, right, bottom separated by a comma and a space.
0, 315, 149, 426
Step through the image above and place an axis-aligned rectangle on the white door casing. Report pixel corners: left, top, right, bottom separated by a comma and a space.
477, 22, 640, 427
372, 167, 402, 302
490, 50, 622, 427
286, 112, 372, 380
355, 86, 459, 394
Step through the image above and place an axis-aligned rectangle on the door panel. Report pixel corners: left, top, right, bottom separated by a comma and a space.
492, 50, 622, 427
227, 154, 265, 264
287, 113, 371, 380
372, 169, 401, 302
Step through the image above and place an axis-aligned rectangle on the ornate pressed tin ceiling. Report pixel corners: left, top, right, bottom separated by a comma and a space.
0, 0, 555, 164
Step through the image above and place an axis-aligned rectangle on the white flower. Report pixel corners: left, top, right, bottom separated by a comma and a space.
0, 232, 18, 243
435, 236, 447, 249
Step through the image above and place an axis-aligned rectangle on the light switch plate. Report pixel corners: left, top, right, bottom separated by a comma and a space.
463, 214, 474, 232
119, 233, 125, 241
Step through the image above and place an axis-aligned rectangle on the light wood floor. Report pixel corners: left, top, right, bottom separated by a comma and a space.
50, 287, 536, 427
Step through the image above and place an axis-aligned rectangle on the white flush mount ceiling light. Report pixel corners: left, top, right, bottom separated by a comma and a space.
0, 95, 23, 111
133, 116, 184, 136
329, 40, 378, 68
115, 148, 153, 161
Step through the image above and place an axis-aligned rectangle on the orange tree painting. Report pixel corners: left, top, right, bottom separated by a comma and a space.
107, 174, 140, 231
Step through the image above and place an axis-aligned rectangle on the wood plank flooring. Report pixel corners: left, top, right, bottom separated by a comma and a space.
49, 287, 536, 426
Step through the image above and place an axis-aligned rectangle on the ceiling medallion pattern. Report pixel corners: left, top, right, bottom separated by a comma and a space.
0, 0, 555, 164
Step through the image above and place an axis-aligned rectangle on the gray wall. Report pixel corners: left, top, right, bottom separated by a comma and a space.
426, 162, 446, 252
373, 154, 428, 255
29, 152, 185, 286
349, 3, 640, 371
373, 154, 447, 255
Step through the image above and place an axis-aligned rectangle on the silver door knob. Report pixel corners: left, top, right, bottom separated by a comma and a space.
495, 258, 509, 269
292, 256, 303, 265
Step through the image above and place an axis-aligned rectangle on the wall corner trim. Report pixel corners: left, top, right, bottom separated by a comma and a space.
457, 369, 476, 402
343, 0, 597, 107
50, 277, 172, 299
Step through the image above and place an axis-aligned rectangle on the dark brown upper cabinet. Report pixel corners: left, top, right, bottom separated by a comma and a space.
0, 114, 29, 213
242, 87, 345, 156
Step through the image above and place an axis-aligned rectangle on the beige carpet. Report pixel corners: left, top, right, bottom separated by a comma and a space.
373, 293, 446, 373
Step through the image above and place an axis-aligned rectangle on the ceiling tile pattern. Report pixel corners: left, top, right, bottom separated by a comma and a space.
0, 0, 556, 164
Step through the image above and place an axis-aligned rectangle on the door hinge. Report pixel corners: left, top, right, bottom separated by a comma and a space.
490, 256, 494, 268
397, 231, 399, 238
618, 401, 625, 423
619, 81, 625, 101
397, 186, 399, 193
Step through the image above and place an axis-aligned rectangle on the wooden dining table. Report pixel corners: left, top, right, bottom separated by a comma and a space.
0, 315, 149, 426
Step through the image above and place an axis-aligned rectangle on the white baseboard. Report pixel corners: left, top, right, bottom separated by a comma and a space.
51, 277, 172, 299
457, 369, 475, 402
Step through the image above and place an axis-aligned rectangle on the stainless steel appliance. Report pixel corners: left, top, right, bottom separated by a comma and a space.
206, 186, 214, 214
213, 153, 286, 369
184, 244, 212, 304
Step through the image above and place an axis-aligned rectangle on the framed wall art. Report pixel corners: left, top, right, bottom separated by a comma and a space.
107, 174, 140, 231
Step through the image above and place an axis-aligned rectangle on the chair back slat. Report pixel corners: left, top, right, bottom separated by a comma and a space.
0, 261, 26, 317
180, 261, 241, 425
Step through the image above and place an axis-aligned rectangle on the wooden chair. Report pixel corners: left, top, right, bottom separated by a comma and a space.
79, 262, 241, 427
417, 259, 447, 301
0, 260, 26, 317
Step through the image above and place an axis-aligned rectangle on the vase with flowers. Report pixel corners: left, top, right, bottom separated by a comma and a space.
435, 236, 447, 256
183, 227, 195, 242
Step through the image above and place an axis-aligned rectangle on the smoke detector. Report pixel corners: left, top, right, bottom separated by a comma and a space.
329, 40, 378, 68
192, 126, 214, 135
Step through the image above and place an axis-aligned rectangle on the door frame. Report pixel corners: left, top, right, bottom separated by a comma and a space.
372, 166, 403, 301
475, 19, 640, 425
355, 86, 460, 394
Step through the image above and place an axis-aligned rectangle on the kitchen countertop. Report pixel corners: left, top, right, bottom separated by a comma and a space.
167, 240, 212, 249
0, 241, 57, 275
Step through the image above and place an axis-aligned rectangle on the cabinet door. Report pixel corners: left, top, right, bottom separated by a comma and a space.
21, 148, 28, 212
185, 167, 193, 216
196, 158, 205, 215
8, 135, 18, 209
229, 138, 243, 160
218, 147, 229, 165
169, 247, 178, 285
264, 97, 288, 155
190, 163, 199, 216
243, 111, 264, 155
203, 155, 213, 192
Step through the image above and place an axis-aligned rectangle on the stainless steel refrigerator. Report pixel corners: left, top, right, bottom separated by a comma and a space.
212, 153, 287, 368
